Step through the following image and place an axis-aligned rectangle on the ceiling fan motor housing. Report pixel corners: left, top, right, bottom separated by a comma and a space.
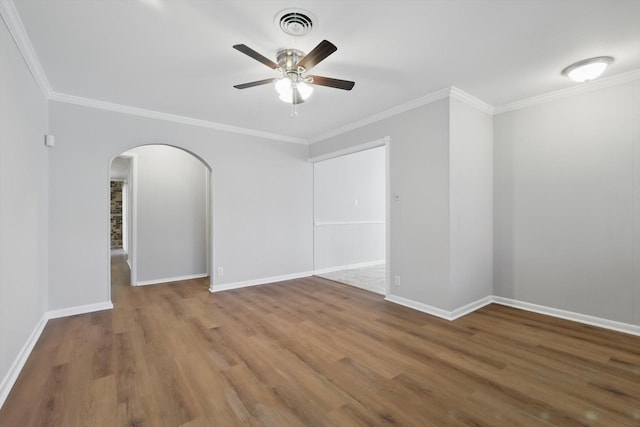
277, 49, 305, 74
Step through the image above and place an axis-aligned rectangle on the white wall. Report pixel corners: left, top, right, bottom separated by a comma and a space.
449, 98, 493, 309
313, 146, 385, 270
48, 101, 313, 310
310, 100, 452, 310
494, 80, 640, 325
129, 145, 208, 283
0, 17, 48, 403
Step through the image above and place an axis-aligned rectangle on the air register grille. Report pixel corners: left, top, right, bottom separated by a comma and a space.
275, 9, 315, 37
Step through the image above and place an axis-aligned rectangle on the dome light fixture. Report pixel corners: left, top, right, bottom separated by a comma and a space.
275, 76, 313, 104
562, 56, 614, 82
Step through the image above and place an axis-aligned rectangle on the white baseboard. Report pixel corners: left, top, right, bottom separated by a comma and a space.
46, 301, 114, 320
450, 296, 494, 320
383, 294, 492, 320
136, 273, 208, 286
384, 294, 453, 320
492, 297, 640, 337
209, 271, 313, 293
1, 300, 115, 410
0, 316, 48, 409
385, 293, 640, 336
313, 260, 385, 276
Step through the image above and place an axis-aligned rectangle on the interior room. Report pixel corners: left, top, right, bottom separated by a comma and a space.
1, 1, 639, 425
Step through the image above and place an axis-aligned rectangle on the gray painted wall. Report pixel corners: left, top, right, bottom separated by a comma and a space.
449, 98, 493, 309
310, 100, 453, 310
0, 19, 49, 396
494, 80, 640, 325
48, 101, 313, 310
128, 145, 208, 283
313, 146, 385, 270
310, 98, 494, 312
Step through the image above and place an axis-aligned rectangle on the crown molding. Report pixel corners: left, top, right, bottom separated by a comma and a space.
449, 87, 495, 115
6, 0, 637, 143
0, 0, 53, 97
1, 0, 306, 145
309, 87, 452, 144
494, 69, 640, 114
49, 92, 308, 144
309, 86, 495, 144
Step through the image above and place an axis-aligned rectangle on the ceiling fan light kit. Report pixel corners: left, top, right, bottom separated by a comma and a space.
274, 49, 313, 104
275, 77, 313, 103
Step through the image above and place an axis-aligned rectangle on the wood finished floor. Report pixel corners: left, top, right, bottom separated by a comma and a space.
1, 256, 640, 426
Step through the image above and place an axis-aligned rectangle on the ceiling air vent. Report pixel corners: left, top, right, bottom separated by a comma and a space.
275, 9, 316, 37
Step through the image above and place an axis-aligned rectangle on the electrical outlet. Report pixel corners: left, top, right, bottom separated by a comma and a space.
394, 275, 400, 286
217, 267, 224, 276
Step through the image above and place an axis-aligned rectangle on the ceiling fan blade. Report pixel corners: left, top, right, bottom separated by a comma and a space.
233, 44, 279, 70
233, 78, 276, 89
307, 75, 355, 91
296, 40, 337, 71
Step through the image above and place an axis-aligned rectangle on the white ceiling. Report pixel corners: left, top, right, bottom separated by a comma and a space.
12, 0, 640, 141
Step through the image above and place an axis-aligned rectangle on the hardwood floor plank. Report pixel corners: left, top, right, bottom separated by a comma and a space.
1, 254, 640, 426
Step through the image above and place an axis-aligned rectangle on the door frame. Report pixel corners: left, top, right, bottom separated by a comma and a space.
308, 136, 391, 295
108, 145, 215, 302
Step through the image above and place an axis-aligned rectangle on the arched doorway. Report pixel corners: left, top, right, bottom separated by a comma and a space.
108, 144, 214, 304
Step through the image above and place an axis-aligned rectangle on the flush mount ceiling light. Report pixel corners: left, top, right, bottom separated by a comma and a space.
562, 56, 614, 82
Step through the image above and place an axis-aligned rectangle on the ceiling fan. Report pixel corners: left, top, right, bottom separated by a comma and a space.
232, 40, 355, 106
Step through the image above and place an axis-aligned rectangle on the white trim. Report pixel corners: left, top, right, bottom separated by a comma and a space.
494, 69, 640, 114
309, 89, 451, 144
450, 87, 495, 115
46, 301, 114, 320
136, 273, 209, 287
5, 0, 637, 142
308, 137, 390, 162
450, 296, 494, 320
313, 260, 385, 276
314, 220, 385, 226
384, 294, 453, 320
0, 316, 47, 409
128, 153, 138, 288
308, 87, 495, 144
0, 0, 53, 97
492, 297, 640, 337
49, 92, 307, 144
384, 138, 391, 296
110, 248, 126, 256
209, 271, 313, 293
384, 293, 640, 336
384, 295, 492, 321
1, 301, 116, 409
